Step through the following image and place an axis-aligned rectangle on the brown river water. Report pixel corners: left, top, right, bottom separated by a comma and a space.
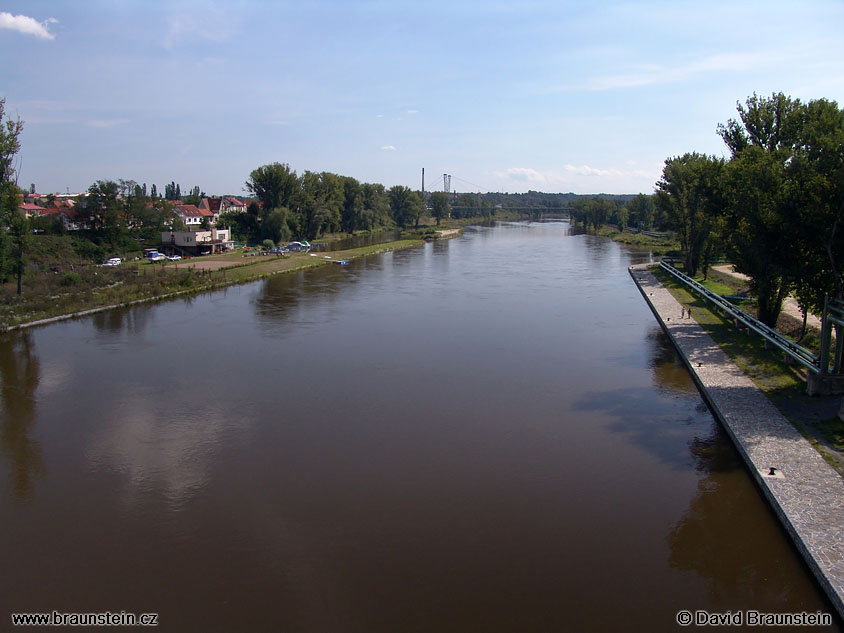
0, 221, 839, 631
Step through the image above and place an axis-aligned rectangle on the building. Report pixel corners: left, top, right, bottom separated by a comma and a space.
161, 227, 233, 256
173, 204, 214, 228
221, 196, 247, 214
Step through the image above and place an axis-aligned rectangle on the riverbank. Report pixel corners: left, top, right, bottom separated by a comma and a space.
0, 234, 445, 332
630, 262, 844, 620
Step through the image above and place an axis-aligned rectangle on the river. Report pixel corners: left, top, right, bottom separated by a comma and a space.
0, 221, 838, 631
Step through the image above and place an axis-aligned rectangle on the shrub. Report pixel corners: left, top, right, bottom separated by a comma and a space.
61, 271, 82, 286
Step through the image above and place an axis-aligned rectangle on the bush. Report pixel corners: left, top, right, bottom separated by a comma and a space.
61, 271, 82, 286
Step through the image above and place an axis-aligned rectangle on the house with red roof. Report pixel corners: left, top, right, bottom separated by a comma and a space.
221, 196, 247, 214
19, 203, 43, 218
173, 204, 214, 228
37, 206, 82, 231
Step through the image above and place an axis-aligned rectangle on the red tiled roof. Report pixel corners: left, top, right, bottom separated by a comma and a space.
38, 207, 78, 219
201, 197, 222, 213
175, 204, 213, 218
19, 203, 43, 212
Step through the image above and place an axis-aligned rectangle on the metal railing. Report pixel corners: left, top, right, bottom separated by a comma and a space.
658, 260, 820, 373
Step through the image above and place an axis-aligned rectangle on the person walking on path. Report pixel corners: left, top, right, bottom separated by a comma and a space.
681, 307, 686, 318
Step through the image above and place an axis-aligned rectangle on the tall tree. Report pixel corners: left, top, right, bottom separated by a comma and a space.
388, 186, 423, 228
360, 183, 390, 230
0, 99, 26, 293
245, 163, 298, 212
429, 191, 450, 226
628, 193, 655, 230
787, 98, 844, 314
721, 146, 792, 325
293, 171, 343, 240
0, 98, 24, 184
717, 93, 805, 326
655, 152, 725, 277
85, 180, 125, 243
340, 176, 363, 234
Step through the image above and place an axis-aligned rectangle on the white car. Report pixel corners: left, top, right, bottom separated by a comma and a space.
103, 257, 122, 267
167, 255, 182, 261
147, 252, 166, 262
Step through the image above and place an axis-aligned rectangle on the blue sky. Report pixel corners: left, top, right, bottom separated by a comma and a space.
3, 0, 844, 196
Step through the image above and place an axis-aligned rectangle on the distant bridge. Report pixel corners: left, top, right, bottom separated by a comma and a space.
449, 206, 572, 214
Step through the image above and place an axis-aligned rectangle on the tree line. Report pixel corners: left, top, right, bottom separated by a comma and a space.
652, 92, 844, 329
230, 162, 430, 244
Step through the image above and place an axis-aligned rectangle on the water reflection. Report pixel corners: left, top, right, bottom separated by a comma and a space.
313, 230, 400, 252
86, 396, 241, 510
91, 304, 152, 337
0, 331, 44, 498
667, 427, 834, 613
647, 327, 699, 395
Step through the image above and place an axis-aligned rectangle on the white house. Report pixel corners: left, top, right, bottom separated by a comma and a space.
161, 227, 233, 255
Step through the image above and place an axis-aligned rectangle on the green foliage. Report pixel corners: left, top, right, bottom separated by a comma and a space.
571, 196, 616, 230
429, 191, 450, 226
628, 193, 656, 230
61, 271, 82, 286
245, 162, 298, 212
715, 93, 844, 325
388, 186, 423, 228
0, 98, 24, 184
262, 239, 275, 251
654, 152, 725, 278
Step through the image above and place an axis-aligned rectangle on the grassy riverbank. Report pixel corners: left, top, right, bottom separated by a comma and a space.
0, 236, 430, 331
596, 226, 681, 254
651, 264, 844, 473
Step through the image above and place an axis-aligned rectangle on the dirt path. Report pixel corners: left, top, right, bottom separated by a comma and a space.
711, 264, 823, 330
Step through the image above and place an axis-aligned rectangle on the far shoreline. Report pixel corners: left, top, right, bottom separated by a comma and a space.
1, 229, 462, 334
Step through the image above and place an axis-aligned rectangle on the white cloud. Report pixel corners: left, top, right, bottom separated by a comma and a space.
162, 9, 240, 50
494, 164, 660, 194
585, 51, 787, 91
0, 12, 57, 40
380, 145, 397, 151
501, 167, 546, 183
406, 109, 419, 115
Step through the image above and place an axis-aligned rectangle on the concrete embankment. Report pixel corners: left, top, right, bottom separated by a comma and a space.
630, 263, 844, 619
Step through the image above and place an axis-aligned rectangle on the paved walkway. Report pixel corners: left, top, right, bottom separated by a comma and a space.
630, 263, 844, 619
712, 264, 823, 330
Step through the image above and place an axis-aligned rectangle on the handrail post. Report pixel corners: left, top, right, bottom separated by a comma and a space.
819, 296, 831, 375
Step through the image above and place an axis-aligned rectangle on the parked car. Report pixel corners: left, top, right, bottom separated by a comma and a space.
167, 254, 182, 261
102, 257, 122, 267
146, 251, 166, 262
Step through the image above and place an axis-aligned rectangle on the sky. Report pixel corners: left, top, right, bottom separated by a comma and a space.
2, 0, 844, 196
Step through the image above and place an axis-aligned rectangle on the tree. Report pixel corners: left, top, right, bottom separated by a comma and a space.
0, 99, 26, 293
430, 191, 450, 226
84, 180, 126, 243
360, 183, 390, 230
628, 193, 655, 230
261, 208, 290, 244
0, 98, 24, 184
340, 176, 363, 234
787, 98, 844, 316
293, 171, 343, 240
245, 163, 298, 212
655, 152, 725, 277
388, 186, 423, 228
721, 146, 792, 325
710, 92, 844, 329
